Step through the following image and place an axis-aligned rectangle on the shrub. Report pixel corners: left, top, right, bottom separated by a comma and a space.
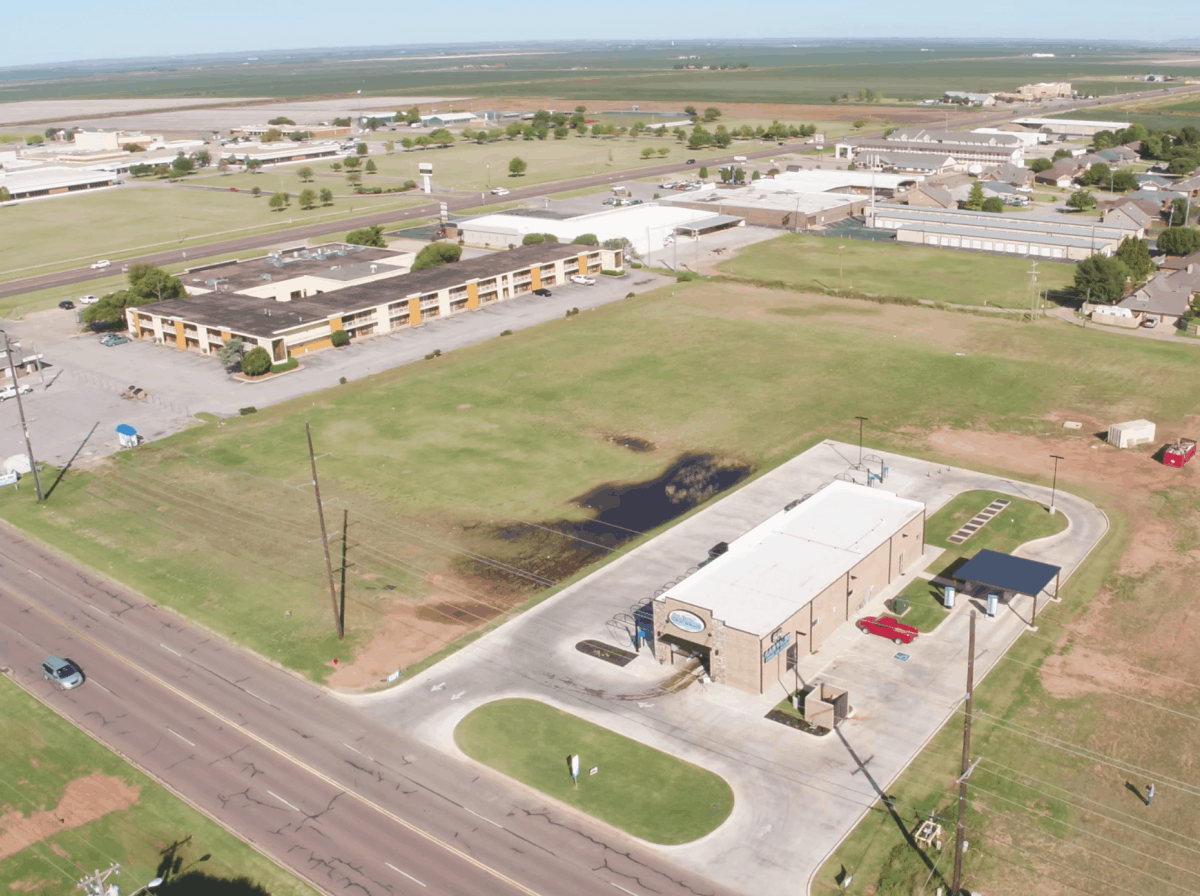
424, 349, 442, 360
676, 271, 700, 282
625, 292, 636, 298
331, 329, 350, 348
270, 357, 299, 374
239, 406, 257, 416
501, 329, 513, 336
600, 269, 623, 276
241, 346, 272, 377
339, 376, 348, 385
412, 243, 462, 271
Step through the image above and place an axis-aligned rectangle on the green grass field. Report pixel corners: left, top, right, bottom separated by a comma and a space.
893, 580, 952, 632
0, 284, 1193, 687
0, 678, 317, 896
0, 182, 425, 283
925, 489, 1068, 577
455, 699, 733, 844
719, 234, 1077, 308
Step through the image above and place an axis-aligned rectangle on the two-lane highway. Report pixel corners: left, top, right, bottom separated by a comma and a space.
0, 523, 738, 896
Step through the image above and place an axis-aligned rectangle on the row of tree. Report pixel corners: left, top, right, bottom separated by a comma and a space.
80, 265, 186, 328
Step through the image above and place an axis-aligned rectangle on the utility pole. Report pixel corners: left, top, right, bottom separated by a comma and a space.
951, 612, 977, 896
855, 416, 868, 464
1026, 261, 1039, 318
2, 332, 43, 502
339, 508, 349, 635
78, 863, 121, 896
306, 423, 343, 640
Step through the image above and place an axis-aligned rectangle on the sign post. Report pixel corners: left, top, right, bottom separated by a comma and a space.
570, 754, 580, 789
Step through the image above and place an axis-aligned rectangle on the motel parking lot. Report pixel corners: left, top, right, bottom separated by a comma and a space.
0, 270, 671, 467
351, 439, 1107, 896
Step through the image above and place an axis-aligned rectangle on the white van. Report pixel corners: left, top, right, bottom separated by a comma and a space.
732, 155, 747, 164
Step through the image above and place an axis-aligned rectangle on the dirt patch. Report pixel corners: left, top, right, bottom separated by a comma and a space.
1040, 646, 1181, 701
0, 774, 139, 860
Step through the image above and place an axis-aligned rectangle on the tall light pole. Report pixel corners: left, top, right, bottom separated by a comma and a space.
1049, 454, 1064, 514
1, 332, 43, 502
855, 416, 868, 464
838, 245, 846, 292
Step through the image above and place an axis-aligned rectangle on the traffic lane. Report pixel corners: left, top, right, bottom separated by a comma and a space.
0, 528, 738, 896
0, 605, 515, 896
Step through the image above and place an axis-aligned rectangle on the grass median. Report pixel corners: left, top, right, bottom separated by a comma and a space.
455, 699, 733, 844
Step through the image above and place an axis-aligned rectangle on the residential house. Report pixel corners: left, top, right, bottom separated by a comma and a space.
1118, 263, 1200, 327
943, 91, 996, 106
1174, 174, 1200, 199
1035, 159, 1078, 188
1135, 173, 1173, 191
1108, 195, 1169, 221
907, 185, 957, 209
1097, 146, 1138, 165
1159, 250, 1200, 272
1103, 204, 1152, 236
982, 161, 1034, 187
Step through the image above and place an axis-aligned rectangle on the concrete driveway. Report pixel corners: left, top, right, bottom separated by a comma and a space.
0, 271, 670, 466
347, 440, 1108, 896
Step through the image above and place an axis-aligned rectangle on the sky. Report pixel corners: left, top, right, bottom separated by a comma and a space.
6, 0, 1200, 68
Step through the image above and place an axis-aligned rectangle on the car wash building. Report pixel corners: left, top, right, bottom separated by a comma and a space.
651, 480, 925, 695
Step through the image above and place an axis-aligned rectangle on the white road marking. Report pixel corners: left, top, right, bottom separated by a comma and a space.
267, 790, 299, 811
450, 691, 466, 700
385, 863, 426, 887
92, 682, 112, 694
166, 728, 195, 747
343, 742, 362, 754
610, 884, 639, 896
160, 643, 183, 657
465, 807, 503, 828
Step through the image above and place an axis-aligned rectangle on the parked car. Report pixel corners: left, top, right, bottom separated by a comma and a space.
491, 187, 510, 196
533, 288, 552, 297
79, 295, 99, 305
686, 159, 696, 164
1015, 186, 1034, 194
1144, 317, 1158, 328
857, 615, 919, 645
90, 260, 111, 269
42, 656, 84, 690
602, 197, 615, 205
0, 383, 33, 401
100, 334, 131, 346
58, 300, 75, 310
570, 275, 596, 286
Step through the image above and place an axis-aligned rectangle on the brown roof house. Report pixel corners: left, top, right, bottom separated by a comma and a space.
1103, 204, 1152, 235
1034, 158, 1078, 188
906, 185, 957, 209
1118, 263, 1200, 327
982, 161, 1034, 187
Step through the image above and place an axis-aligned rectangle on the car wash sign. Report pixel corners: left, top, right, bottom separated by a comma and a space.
763, 632, 791, 663
668, 610, 705, 634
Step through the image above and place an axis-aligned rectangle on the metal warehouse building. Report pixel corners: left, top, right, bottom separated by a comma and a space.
652, 481, 926, 695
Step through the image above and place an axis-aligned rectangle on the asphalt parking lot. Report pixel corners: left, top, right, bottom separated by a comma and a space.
0, 270, 670, 467
351, 440, 1107, 896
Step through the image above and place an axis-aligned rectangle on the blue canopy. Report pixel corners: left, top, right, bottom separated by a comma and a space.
954, 549, 1060, 597
116, 424, 137, 436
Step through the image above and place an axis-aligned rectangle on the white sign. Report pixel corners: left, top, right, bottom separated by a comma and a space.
814, 133, 825, 143
589, 767, 598, 776
668, 609, 705, 634
418, 162, 433, 174
386, 669, 403, 683
0, 471, 17, 488
570, 755, 580, 779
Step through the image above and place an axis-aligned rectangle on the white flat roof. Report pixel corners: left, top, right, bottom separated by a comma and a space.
771, 170, 919, 191
0, 165, 113, 192
662, 185, 860, 215
657, 480, 923, 637
1013, 117, 1131, 130
462, 204, 721, 254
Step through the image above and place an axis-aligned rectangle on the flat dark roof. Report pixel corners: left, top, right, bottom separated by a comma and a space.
954, 549, 1060, 597
183, 244, 400, 293
138, 242, 591, 340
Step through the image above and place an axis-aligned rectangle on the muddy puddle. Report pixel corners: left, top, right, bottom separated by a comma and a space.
458, 454, 752, 589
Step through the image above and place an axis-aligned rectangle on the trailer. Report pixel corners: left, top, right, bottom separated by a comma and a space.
1108, 419, 1156, 449
1164, 437, 1197, 468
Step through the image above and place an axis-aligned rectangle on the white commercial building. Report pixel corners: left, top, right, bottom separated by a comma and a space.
1012, 117, 1131, 137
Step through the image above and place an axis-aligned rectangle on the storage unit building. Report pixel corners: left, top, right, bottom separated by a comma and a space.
1108, 419, 1156, 449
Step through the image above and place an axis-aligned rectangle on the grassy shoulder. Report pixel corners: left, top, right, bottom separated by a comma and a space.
0, 677, 317, 896
455, 699, 733, 844
719, 234, 1076, 308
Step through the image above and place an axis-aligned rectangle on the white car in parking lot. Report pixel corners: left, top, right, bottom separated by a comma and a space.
0, 384, 33, 401
90, 260, 111, 269
79, 295, 99, 305
570, 275, 596, 286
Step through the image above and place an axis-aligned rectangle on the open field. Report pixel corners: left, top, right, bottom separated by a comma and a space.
719, 234, 1077, 308
1048, 105, 1200, 132
2, 281, 1199, 690
455, 699, 733, 844
0, 677, 317, 896
0, 182, 425, 284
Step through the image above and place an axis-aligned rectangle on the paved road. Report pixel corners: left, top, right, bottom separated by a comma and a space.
0, 522, 739, 896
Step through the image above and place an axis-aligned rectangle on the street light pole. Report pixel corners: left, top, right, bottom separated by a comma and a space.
856, 416, 868, 464
1049, 454, 1064, 514
838, 244, 846, 292
1, 331, 43, 502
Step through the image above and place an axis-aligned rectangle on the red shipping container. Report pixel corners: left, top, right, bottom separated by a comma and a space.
1164, 438, 1197, 468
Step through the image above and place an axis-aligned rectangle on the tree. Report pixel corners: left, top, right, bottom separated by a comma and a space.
1111, 170, 1138, 192
574, 105, 586, 114
428, 128, 455, 147
508, 157, 527, 177
554, 126, 569, 140
298, 188, 316, 209
217, 338, 244, 367
1168, 197, 1194, 226
1156, 226, 1200, 256
703, 107, 721, 121
192, 150, 210, 167
346, 225, 386, 248
127, 264, 186, 302
1115, 236, 1152, 283
297, 166, 314, 182
364, 159, 377, 174
356, 142, 368, 155
411, 243, 462, 271
251, 185, 262, 198
656, 147, 669, 157
1079, 162, 1111, 187
684, 105, 698, 118
172, 154, 194, 175
1091, 130, 1116, 150
268, 116, 295, 126
365, 117, 382, 131
0, 187, 10, 202
965, 182, 985, 210
346, 172, 362, 186
852, 119, 868, 130
385, 140, 395, 154
331, 161, 343, 172
982, 197, 1005, 213
698, 166, 708, 179
522, 233, 546, 245
1169, 156, 1199, 175
333, 117, 351, 127
241, 346, 272, 377
343, 156, 360, 169
331, 329, 351, 348
319, 188, 333, 206
1066, 190, 1096, 212
1029, 158, 1053, 173
1052, 148, 1072, 162
268, 192, 288, 211
641, 147, 655, 159
405, 106, 421, 124
572, 233, 599, 246
262, 128, 283, 143
1073, 256, 1129, 303
400, 138, 413, 150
